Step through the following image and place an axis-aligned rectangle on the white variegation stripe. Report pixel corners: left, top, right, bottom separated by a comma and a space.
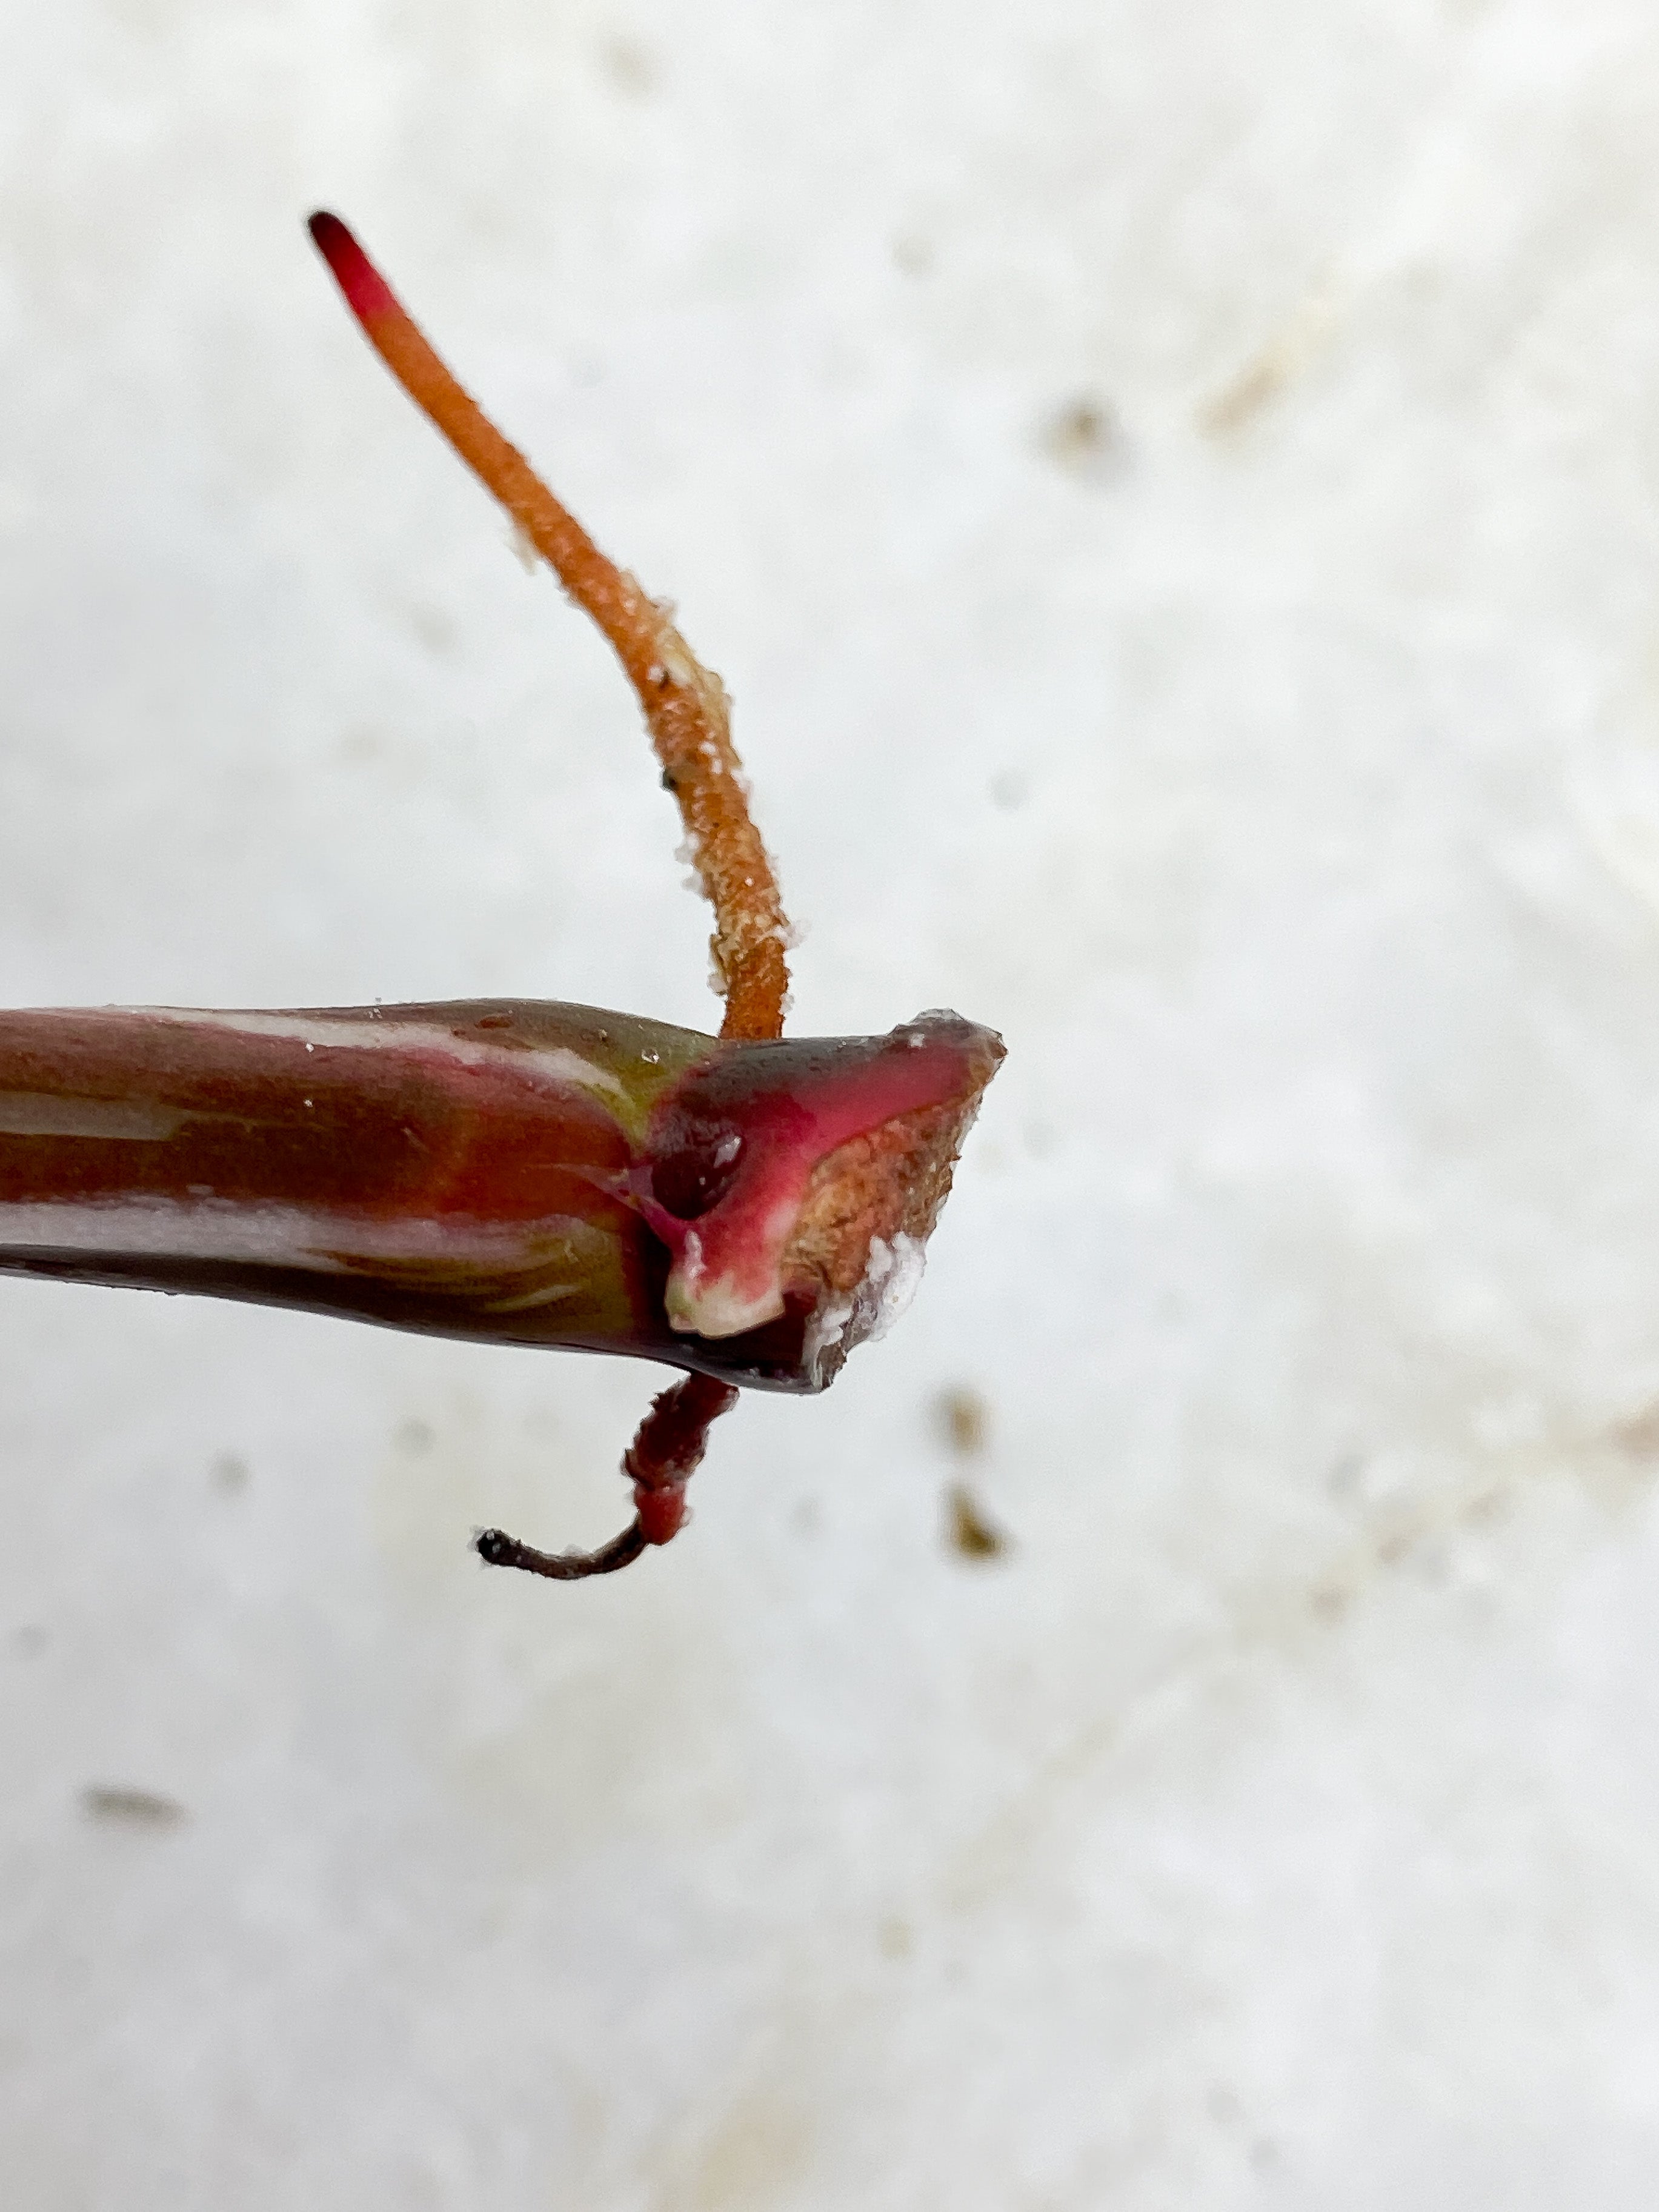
0, 1095, 187, 1140
111, 1008, 629, 1097
0, 1195, 608, 1276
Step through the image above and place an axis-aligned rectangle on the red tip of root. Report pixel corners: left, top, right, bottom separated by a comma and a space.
307, 211, 400, 324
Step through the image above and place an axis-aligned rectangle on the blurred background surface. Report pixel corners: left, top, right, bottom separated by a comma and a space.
7, 2, 1659, 2204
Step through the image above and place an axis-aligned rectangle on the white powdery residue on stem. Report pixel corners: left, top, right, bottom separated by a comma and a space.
862, 1234, 926, 1342
676, 832, 706, 897
803, 1294, 856, 1382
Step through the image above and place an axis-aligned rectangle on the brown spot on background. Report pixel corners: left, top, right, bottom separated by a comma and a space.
1038, 395, 1122, 479
937, 1385, 988, 1457
946, 1483, 1009, 1562
81, 1786, 187, 1830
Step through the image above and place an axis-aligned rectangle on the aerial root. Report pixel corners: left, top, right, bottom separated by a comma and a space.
474, 1372, 739, 1581
307, 211, 791, 1043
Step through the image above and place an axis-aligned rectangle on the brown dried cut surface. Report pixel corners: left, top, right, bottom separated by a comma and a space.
782, 1095, 977, 1305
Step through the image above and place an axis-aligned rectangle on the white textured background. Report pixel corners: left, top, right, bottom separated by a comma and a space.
6, 2, 1659, 2204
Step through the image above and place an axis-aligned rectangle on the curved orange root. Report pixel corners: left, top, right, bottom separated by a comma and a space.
307, 211, 790, 1043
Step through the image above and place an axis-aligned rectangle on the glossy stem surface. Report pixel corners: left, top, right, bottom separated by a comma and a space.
0, 999, 1003, 1392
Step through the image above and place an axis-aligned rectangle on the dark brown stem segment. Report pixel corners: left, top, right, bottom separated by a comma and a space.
307, 212, 783, 1577
307, 211, 790, 1046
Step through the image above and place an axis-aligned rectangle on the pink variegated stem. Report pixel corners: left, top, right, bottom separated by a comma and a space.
0, 998, 1002, 1571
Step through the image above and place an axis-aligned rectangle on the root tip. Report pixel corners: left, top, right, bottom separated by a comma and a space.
307, 210, 399, 322
473, 1520, 649, 1582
